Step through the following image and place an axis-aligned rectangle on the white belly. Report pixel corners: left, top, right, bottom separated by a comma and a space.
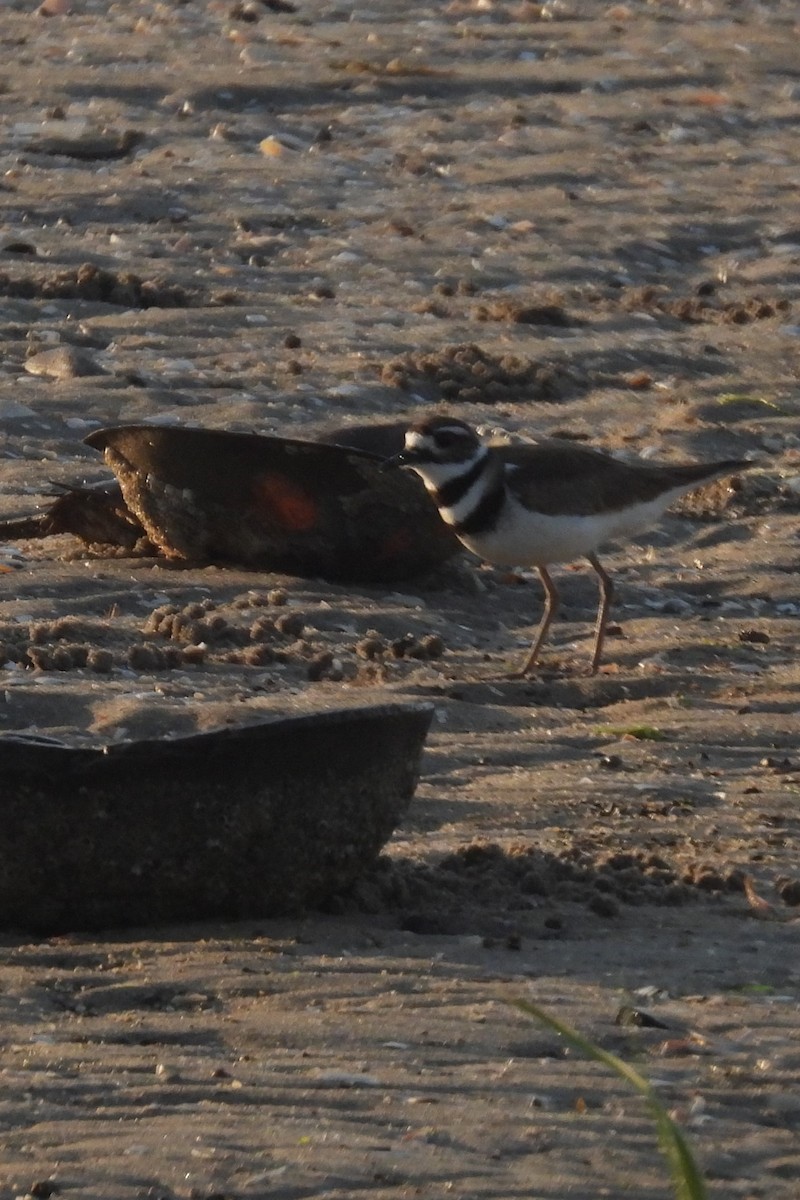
455, 488, 684, 567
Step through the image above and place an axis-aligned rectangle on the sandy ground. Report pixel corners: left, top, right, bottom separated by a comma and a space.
1, 0, 800, 1196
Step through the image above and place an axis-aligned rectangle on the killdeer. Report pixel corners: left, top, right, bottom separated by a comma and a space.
389, 415, 747, 674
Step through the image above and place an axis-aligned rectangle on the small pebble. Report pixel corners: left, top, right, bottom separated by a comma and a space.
29, 1184, 60, 1199
24, 346, 106, 379
738, 628, 770, 644
229, 0, 261, 21
259, 135, 292, 157
598, 754, 623, 770
615, 1006, 669, 1029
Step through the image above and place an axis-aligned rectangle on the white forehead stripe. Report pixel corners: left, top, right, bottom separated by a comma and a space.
405, 431, 430, 449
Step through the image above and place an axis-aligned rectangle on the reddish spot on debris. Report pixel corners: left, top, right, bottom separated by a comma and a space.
376, 527, 415, 562
253, 473, 319, 533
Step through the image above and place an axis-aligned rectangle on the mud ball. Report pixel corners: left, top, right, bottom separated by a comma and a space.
51, 647, 76, 671
27, 646, 55, 670
143, 605, 178, 634
0, 642, 24, 664
241, 643, 275, 666
64, 644, 90, 668
307, 651, 334, 681
181, 644, 207, 666
233, 593, 260, 610
206, 614, 230, 636
355, 636, 385, 660
165, 618, 191, 643
29, 623, 52, 646
275, 612, 305, 638
184, 620, 210, 645
390, 634, 417, 659
420, 633, 445, 659
128, 644, 166, 671
738, 627, 770, 644
87, 648, 114, 673
182, 602, 207, 619
249, 617, 276, 641
684, 864, 727, 891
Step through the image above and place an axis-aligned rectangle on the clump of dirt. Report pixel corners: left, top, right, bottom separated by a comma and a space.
674, 472, 748, 519
380, 342, 582, 403
472, 300, 574, 326
336, 839, 749, 935
614, 284, 791, 325
0, 262, 204, 308
663, 295, 790, 325
2, 586, 449, 685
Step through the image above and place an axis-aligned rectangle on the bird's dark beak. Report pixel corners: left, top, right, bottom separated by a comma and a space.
381, 448, 419, 472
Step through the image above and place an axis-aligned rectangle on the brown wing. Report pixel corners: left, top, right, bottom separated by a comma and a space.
499, 440, 746, 517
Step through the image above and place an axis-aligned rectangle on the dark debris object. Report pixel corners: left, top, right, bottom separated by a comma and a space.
26, 128, 143, 161
0, 702, 432, 933
82, 423, 458, 582
615, 1005, 670, 1029
0, 423, 459, 583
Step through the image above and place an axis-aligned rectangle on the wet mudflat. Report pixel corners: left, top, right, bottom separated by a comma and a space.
0, 1, 799, 1196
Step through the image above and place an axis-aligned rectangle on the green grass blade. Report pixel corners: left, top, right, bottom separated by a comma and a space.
593, 724, 667, 741
514, 999, 708, 1200
716, 393, 782, 411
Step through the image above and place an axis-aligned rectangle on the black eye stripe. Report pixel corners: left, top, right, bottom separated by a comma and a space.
435, 431, 469, 449
408, 423, 476, 457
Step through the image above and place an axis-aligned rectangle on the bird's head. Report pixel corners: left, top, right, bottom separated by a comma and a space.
384, 417, 482, 475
